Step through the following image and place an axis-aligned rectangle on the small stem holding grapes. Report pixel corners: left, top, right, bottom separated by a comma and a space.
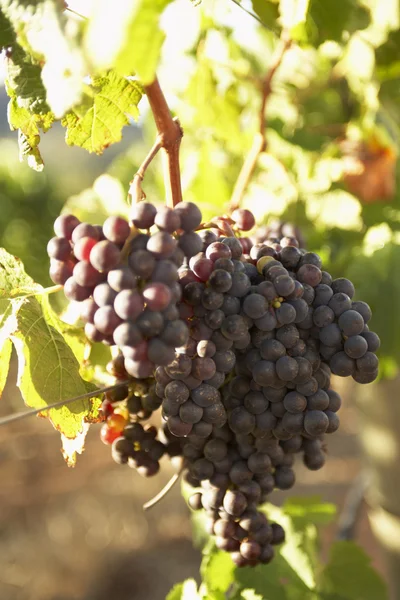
143, 78, 183, 208
128, 137, 163, 204
229, 31, 292, 212
143, 467, 183, 511
0, 381, 130, 427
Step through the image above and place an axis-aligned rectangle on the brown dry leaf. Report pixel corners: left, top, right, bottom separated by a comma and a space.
342, 139, 397, 204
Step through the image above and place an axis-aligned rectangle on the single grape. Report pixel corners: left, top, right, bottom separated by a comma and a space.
103, 216, 130, 244
54, 214, 80, 239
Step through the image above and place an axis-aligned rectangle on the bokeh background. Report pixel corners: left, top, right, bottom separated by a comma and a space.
1, 0, 400, 598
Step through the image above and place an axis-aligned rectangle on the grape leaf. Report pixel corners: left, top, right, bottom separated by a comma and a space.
62, 72, 143, 154
201, 544, 235, 594
283, 496, 337, 526
0, 338, 12, 397
0, 0, 86, 117
239, 591, 264, 600
187, 140, 231, 220
0, 6, 15, 48
307, 0, 370, 45
11, 295, 99, 466
4, 43, 54, 171
85, 0, 174, 84
166, 579, 200, 600
0, 247, 41, 299
318, 541, 389, 599
0, 249, 100, 465
279, 0, 310, 31
250, 0, 280, 30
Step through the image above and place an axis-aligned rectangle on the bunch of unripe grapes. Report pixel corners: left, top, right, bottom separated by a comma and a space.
47, 202, 380, 568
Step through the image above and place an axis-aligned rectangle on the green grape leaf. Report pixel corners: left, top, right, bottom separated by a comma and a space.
0, 6, 16, 48
0, 0, 86, 118
239, 591, 264, 600
376, 29, 400, 67
318, 541, 389, 599
283, 496, 337, 527
235, 551, 313, 600
85, 0, 173, 84
11, 295, 99, 466
187, 140, 231, 220
0, 248, 42, 299
201, 544, 235, 594
62, 72, 143, 154
0, 337, 12, 397
279, 0, 310, 31
6, 46, 55, 171
250, 0, 280, 30
166, 579, 200, 600
185, 61, 243, 146
0, 249, 99, 465
264, 503, 319, 592
307, 0, 370, 45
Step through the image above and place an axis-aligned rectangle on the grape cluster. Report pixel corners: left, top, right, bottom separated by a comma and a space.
47, 203, 207, 378
48, 204, 380, 568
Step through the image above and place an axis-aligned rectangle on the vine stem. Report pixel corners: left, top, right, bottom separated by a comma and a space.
128, 137, 163, 204
143, 78, 183, 208
0, 381, 130, 427
143, 465, 183, 511
229, 30, 292, 212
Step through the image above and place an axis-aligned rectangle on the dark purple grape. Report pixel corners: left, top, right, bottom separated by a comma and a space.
304, 410, 329, 435
72, 222, 100, 243
178, 232, 203, 257
136, 310, 164, 337
283, 391, 307, 413
328, 292, 352, 317
319, 323, 342, 347
243, 294, 268, 319
274, 275, 295, 297
54, 214, 80, 239
313, 305, 334, 328
174, 201, 202, 231
307, 389, 329, 410
154, 206, 181, 232
361, 331, 380, 352
351, 301, 372, 323
276, 356, 299, 381
90, 240, 120, 272
274, 466, 295, 489
47, 236, 71, 261
223, 490, 248, 517
64, 277, 92, 302
330, 351, 355, 377
114, 290, 144, 321
356, 352, 379, 373
94, 305, 122, 335
338, 310, 364, 336
229, 407, 256, 434
108, 266, 136, 291
344, 335, 368, 359
113, 322, 142, 347
296, 264, 322, 287
331, 278, 355, 298
276, 324, 299, 349
130, 202, 157, 229
103, 216, 130, 244
147, 231, 177, 258
49, 259, 74, 284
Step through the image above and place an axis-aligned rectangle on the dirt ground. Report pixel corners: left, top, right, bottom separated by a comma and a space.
0, 359, 387, 600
